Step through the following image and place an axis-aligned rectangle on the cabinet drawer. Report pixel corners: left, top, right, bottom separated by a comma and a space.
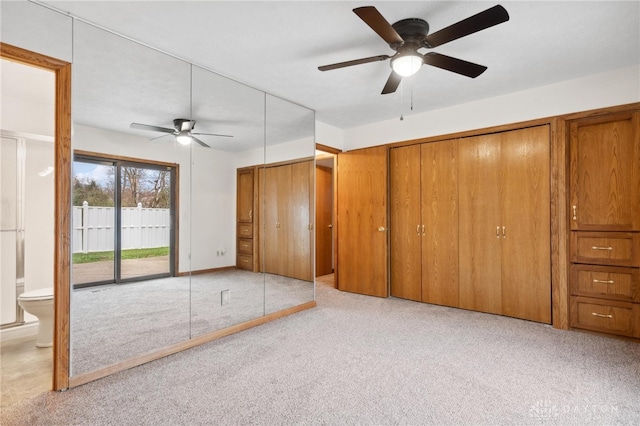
237, 254, 253, 270
571, 232, 639, 266
571, 264, 639, 302
570, 296, 638, 337
237, 238, 253, 255
238, 224, 253, 238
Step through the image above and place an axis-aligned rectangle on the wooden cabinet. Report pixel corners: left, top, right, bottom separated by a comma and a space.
260, 160, 314, 281
390, 141, 458, 306
458, 125, 551, 323
568, 111, 640, 338
390, 126, 551, 323
569, 112, 640, 231
236, 167, 257, 271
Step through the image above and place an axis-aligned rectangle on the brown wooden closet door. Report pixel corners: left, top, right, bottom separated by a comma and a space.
570, 112, 640, 231
458, 134, 502, 314
421, 140, 459, 307
276, 164, 293, 277
262, 166, 280, 275
390, 145, 422, 301
337, 146, 388, 297
291, 160, 313, 281
500, 126, 551, 323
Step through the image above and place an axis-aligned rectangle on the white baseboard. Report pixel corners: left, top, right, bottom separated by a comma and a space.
0, 322, 38, 342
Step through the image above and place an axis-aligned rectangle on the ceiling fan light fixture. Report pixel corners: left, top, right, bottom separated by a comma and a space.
176, 131, 192, 145
391, 52, 423, 77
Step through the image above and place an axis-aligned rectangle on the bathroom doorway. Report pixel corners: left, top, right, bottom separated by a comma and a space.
0, 58, 56, 405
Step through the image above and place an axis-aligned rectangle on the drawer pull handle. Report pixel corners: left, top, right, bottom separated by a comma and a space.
572, 205, 577, 221
591, 246, 613, 251
591, 312, 613, 319
592, 279, 614, 284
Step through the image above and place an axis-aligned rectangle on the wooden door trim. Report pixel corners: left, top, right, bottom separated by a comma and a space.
316, 143, 342, 154
1, 42, 72, 390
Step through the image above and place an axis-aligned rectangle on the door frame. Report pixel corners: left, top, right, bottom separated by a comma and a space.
315, 144, 341, 285
1, 42, 73, 390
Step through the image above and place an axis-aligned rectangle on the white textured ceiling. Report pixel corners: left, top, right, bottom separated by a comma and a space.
41, 1, 640, 130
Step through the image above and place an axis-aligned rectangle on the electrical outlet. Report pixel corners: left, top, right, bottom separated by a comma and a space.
221, 289, 230, 305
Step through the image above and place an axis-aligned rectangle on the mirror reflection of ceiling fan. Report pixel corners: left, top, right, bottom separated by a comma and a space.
130, 118, 233, 148
318, 5, 510, 94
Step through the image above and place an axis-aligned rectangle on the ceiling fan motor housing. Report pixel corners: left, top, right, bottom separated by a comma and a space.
391, 18, 430, 50
173, 118, 195, 132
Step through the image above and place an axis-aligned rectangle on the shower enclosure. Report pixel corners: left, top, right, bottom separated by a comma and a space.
0, 58, 55, 331
0, 134, 55, 328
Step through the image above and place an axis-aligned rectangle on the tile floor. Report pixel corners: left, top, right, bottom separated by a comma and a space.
1, 336, 52, 408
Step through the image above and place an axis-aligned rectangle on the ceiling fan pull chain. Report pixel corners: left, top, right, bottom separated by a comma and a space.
410, 78, 414, 112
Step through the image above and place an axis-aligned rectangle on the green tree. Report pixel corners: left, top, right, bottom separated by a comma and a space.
72, 177, 114, 206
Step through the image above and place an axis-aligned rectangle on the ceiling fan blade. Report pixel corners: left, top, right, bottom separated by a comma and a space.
424, 5, 509, 48
423, 52, 487, 78
191, 136, 211, 148
130, 122, 174, 133
191, 132, 233, 138
353, 6, 404, 45
149, 133, 174, 142
381, 71, 402, 95
318, 55, 391, 71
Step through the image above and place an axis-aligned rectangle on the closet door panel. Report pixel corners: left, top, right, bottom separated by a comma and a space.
390, 145, 422, 301
458, 135, 502, 314
421, 141, 459, 307
500, 126, 551, 323
337, 146, 388, 297
262, 167, 279, 274
291, 160, 313, 281
276, 164, 293, 277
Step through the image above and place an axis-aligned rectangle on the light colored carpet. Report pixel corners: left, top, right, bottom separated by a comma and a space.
71, 270, 313, 375
3, 278, 639, 425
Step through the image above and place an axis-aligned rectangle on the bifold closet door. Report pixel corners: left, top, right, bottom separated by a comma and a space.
500, 126, 551, 323
291, 160, 313, 281
421, 140, 459, 307
459, 126, 551, 322
262, 164, 292, 276
458, 134, 502, 315
390, 145, 422, 301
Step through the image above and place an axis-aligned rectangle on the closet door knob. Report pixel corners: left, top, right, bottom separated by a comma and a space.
416, 225, 421, 235
378, 226, 386, 232
572, 205, 577, 221
496, 226, 500, 238
502, 226, 506, 239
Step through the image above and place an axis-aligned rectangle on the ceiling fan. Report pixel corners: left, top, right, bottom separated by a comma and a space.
318, 5, 509, 94
130, 118, 233, 148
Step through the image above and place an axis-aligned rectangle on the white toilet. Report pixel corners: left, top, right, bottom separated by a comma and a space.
17, 287, 54, 348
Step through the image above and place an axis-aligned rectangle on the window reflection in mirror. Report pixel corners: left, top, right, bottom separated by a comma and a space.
70, 21, 191, 376
69, 20, 316, 379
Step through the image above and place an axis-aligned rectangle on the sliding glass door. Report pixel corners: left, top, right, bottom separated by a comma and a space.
72, 156, 175, 287
118, 164, 172, 280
